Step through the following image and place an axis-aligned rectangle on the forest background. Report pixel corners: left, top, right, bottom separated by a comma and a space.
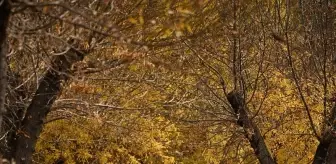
0, 0, 336, 163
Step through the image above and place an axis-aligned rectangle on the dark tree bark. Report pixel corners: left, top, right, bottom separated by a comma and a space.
313, 105, 336, 164
14, 48, 84, 164
312, 130, 336, 164
0, 0, 10, 143
326, 139, 336, 163
11, 47, 129, 163
227, 91, 275, 164
313, 141, 329, 164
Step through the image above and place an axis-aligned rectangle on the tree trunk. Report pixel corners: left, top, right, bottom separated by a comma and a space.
313, 141, 330, 164
312, 136, 336, 164
0, 0, 10, 142
326, 139, 336, 163
12, 44, 129, 163
14, 49, 84, 164
313, 105, 336, 164
227, 91, 275, 164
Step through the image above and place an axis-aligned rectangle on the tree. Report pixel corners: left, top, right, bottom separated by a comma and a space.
1, 0, 138, 163
3, 0, 336, 163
